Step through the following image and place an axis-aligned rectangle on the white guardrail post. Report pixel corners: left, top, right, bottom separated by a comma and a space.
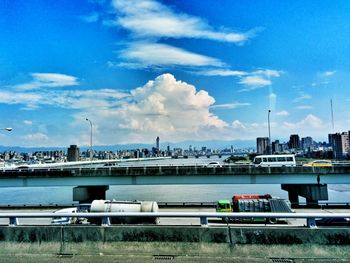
200, 216, 208, 226
9, 217, 18, 226
101, 216, 111, 226
307, 218, 317, 228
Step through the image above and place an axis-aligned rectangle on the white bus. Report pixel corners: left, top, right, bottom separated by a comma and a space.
253, 154, 296, 167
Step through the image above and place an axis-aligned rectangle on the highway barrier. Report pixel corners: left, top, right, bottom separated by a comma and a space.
1, 211, 350, 228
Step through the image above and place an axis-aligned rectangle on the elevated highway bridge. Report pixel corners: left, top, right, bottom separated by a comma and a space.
1, 164, 350, 205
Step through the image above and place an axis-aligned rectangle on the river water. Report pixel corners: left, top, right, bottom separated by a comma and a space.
1, 157, 350, 205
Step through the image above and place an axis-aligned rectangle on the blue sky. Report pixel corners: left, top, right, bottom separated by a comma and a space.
1, 0, 350, 147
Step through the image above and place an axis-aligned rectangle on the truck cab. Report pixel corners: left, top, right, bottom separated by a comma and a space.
216, 200, 232, 212
216, 194, 293, 224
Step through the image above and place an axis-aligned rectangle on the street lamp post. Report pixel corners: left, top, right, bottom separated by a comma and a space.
86, 119, 93, 161
268, 110, 271, 155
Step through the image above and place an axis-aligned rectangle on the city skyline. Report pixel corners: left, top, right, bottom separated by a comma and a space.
1, 0, 350, 147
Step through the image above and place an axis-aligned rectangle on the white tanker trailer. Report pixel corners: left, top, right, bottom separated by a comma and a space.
88, 200, 159, 224
51, 200, 159, 225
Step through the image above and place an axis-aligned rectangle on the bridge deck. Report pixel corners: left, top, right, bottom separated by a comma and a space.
0, 165, 349, 187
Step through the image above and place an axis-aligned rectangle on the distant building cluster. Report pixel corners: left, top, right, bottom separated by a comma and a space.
257, 130, 350, 159
0, 136, 253, 165
2, 130, 349, 166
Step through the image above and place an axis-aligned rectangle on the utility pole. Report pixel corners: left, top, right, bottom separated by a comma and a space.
268, 110, 271, 154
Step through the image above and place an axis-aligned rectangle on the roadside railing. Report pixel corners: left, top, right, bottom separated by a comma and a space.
1, 212, 350, 228
1, 201, 350, 209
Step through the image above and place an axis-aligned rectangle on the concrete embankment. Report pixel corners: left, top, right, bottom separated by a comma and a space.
1, 226, 350, 262
1, 225, 350, 244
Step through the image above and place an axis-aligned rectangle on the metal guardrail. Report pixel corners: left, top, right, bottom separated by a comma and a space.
1, 201, 350, 209
1, 212, 350, 228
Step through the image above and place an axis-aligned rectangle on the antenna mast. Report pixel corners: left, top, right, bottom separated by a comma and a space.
330, 99, 334, 131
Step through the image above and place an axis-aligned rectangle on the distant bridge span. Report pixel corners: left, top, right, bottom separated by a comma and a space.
0, 165, 349, 186
1, 165, 349, 205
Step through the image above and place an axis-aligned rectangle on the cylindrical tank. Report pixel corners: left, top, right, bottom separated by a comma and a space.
89, 200, 159, 224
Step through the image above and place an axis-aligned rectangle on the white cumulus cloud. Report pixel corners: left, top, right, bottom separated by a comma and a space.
282, 114, 323, 131
71, 73, 233, 144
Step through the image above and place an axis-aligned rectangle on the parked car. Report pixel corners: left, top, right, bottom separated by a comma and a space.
303, 160, 332, 167
206, 161, 222, 168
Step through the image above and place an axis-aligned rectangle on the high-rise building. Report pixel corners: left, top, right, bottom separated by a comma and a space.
272, 140, 280, 153
289, 134, 300, 149
329, 132, 349, 159
301, 137, 313, 151
341, 132, 349, 156
67, 145, 80, 162
256, 137, 269, 154
348, 130, 350, 155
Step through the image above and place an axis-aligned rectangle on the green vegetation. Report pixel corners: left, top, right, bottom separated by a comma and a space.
1, 243, 350, 263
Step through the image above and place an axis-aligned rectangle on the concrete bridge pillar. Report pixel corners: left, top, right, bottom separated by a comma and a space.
281, 184, 328, 207
73, 185, 109, 203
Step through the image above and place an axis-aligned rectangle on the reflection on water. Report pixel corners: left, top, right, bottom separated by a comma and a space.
0, 184, 349, 205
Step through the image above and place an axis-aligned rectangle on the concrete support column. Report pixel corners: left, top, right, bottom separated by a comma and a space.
281, 184, 328, 207
73, 185, 109, 203
281, 184, 299, 207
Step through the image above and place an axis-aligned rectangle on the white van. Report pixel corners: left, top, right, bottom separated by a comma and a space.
253, 154, 296, 167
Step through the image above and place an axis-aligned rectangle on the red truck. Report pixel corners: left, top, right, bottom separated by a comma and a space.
216, 194, 292, 224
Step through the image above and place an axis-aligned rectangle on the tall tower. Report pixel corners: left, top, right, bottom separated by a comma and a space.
156, 136, 160, 154
67, 145, 80, 162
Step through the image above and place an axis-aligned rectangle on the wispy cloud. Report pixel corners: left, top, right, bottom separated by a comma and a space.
14, 73, 79, 90
80, 12, 99, 23
0, 88, 129, 110
194, 68, 283, 91
22, 132, 49, 143
239, 76, 271, 90
102, 0, 262, 72
111, 0, 257, 44
23, 120, 33, 125
118, 42, 224, 68
211, 102, 251, 110
312, 70, 336, 87
195, 69, 247, 77
296, 105, 313, 110
293, 91, 311, 102
238, 69, 282, 91
322, 70, 336, 77
276, 110, 289, 116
